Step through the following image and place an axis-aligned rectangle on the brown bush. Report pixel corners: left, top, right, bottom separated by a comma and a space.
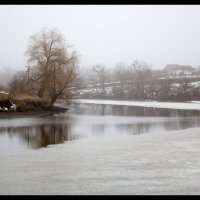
13, 95, 50, 112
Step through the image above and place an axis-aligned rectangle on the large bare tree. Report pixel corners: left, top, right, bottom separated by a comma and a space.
26, 27, 78, 105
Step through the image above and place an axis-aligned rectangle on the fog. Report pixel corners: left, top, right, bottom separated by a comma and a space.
1, 5, 200, 72
0, 66, 17, 88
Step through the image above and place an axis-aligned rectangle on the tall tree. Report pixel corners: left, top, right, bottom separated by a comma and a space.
26, 27, 78, 105
132, 60, 152, 99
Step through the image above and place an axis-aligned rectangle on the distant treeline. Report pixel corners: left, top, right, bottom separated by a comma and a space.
71, 61, 200, 102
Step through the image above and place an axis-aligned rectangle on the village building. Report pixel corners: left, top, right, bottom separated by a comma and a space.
164, 64, 195, 76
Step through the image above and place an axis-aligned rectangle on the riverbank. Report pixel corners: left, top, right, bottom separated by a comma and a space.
0, 93, 69, 119
0, 106, 68, 119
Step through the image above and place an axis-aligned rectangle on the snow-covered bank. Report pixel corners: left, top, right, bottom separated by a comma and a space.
189, 101, 200, 104
73, 99, 200, 110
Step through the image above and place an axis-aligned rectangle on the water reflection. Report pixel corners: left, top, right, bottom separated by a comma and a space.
71, 103, 200, 117
1, 103, 200, 151
0, 124, 69, 149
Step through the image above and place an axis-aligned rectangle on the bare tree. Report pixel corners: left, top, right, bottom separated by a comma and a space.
131, 60, 152, 99
114, 62, 129, 88
178, 79, 190, 101
9, 70, 27, 94
26, 27, 78, 105
159, 78, 171, 100
92, 64, 106, 95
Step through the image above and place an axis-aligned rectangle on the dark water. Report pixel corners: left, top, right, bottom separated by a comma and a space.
1, 103, 200, 154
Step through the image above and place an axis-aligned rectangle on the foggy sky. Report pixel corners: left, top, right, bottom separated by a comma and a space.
1, 5, 200, 74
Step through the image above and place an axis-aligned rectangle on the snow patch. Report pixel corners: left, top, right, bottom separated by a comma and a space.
72, 99, 200, 110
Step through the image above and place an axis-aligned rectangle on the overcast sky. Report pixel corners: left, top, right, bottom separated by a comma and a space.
1, 5, 200, 74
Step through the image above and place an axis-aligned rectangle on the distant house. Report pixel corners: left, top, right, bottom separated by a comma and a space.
164, 64, 178, 72
164, 64, 195, 76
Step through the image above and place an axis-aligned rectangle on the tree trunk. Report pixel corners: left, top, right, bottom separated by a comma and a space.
49, 90, 63, 106
102, 82, 105, 95
50, 94, 58, 105
37, 74, 50, 98
38, 86, 45, 97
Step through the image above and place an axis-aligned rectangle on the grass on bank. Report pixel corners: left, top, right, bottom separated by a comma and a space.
13, 94, 50, 112
0, 92, 50, 112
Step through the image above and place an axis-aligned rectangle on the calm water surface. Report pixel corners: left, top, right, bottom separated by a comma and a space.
1, 103, 200, 155
1, 102, 200, 194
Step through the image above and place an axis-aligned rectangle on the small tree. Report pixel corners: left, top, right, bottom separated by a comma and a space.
26, 27, 78, 105
114, 62, 129, 88
9, 70, 27, 94
92, 64, 106, 95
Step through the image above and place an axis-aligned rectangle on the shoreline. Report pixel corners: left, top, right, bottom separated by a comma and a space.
72, 99, 200, 110
0, 106, 68, 119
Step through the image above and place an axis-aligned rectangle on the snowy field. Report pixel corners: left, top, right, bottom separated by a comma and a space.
73, 99, 200, 110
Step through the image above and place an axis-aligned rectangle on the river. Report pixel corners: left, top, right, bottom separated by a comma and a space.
0, 101, 200, 194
